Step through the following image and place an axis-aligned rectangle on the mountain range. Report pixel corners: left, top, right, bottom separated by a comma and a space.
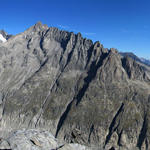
0, 22, 150, 150
120, 52, 150, 66
140, 57, 150, 66
1, 30, 149, 66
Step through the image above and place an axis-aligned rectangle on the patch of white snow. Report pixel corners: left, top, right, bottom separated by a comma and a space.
0, 34, 7, 43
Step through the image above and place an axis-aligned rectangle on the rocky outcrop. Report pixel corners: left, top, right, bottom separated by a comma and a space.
122, 56, 150, 81
0, 22, 150, 150
0, 129, 91, 150
120, 52, 150, 67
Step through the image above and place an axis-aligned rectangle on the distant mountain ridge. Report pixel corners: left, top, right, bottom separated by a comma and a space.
120, 52, 150, 66
140, 57, 150, 66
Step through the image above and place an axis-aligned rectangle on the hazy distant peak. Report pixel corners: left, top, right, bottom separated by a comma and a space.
120, 52, 150, 66
140, 57, 150, 66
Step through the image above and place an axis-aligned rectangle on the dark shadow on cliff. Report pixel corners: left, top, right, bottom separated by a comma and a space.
76, 52, 108, 106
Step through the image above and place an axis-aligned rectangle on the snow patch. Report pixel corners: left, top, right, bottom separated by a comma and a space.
0, 34, 7, 43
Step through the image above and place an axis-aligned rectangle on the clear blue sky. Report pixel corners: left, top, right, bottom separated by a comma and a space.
0, 0, 149, 58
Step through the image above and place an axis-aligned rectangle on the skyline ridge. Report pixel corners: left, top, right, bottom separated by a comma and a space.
0, 21, 149, 60
0, 0, 149, 58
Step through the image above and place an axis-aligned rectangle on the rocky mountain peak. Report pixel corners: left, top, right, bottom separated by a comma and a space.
122, 56, 150, 81
25, 21, 49, 34
110, 48, 118, 54
34, 21, 48, 31
0, 23, 150, 150
93, 41, 103, 49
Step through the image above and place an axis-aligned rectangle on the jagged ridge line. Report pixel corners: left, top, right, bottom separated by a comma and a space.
33, 34, 78, 127
55, 50, 109, 137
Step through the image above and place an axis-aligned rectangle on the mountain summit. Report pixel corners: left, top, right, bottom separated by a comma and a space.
0, 22, 150, 150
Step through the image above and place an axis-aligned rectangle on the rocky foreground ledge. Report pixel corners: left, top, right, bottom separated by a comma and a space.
0, 129, 140, 150
0, 129, 92, 150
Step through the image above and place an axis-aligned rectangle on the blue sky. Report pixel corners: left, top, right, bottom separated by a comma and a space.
0, 0, 149, 58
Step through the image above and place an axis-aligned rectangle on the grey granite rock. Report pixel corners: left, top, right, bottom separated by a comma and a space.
0, 129, 91, 150
0, 22, 150, 150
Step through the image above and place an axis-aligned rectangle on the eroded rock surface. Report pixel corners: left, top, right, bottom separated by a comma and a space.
0, 129, 91, 150
0, 22, 150, 150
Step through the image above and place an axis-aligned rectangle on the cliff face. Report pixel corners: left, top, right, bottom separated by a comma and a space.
0, 22, 150, 150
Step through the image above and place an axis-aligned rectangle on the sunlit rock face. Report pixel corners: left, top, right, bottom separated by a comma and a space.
0, 22, 150, 150
0, 129, 91, 150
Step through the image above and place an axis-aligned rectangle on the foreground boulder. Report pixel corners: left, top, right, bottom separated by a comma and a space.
0, 129, 91, 150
